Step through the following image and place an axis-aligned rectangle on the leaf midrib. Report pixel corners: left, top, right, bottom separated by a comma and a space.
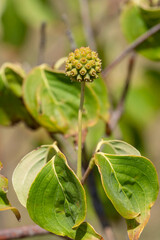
96, 152, 140, 216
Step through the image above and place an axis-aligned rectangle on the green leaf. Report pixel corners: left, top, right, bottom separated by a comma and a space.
27, 152, 87, 238
85, 120, 106, 159
0, 63, 37, 127
1, 0, 27, 46
96, 139, 141, 156
12, 143, 59, 207
94, 140, 159, 240
121, 1, 160, 61
27, 153, 103, 239
13, 143, 103, 239
13, 0, 54, 26
73, 222, 103, 240
87, 74, 109, 121
23, 65, 108, 134
0, 161, 20, 220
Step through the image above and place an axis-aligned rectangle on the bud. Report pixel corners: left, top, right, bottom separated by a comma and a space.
65, 47, 102, 82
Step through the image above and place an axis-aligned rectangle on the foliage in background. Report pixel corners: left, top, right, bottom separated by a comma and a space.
0, 0, 160, 240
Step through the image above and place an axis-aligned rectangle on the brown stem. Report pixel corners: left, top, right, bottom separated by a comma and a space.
81, 158, 95, 185
37, 22, 46, 65
0, 225, 72, 240
107, 52, 136, 135
0, 225, 48, 240
79, 0, 96, 50
81, 165, 92, 185
102, 23, 160, 78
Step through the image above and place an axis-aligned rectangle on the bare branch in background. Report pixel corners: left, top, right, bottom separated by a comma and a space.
62, 14, 77, 51
79, 0, 96, 50
37, 22, 46, 65
0, 225, 72, 240
106, 52, 136, 135
0, 225, 48, 240
102, 23, 160, 78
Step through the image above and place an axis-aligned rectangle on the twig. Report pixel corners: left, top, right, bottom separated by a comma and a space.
102, 23, 160, 78
62, 14, 77, 51
0, 225, 72, 240
81, 164, 92, 185
79, 0, 96, 50
0, 225, 48, 240
81, 158, 95, 185
106, 53, 136, 135
37, 22, 46, 65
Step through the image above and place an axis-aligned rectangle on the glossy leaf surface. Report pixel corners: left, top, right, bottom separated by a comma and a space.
121, 1, 160, 60
94, 140, 159, 240
0, 162, 20, 220
27, 153, 86, 234
0, 63, 37, 127
27, 153, 102, 239
23, 65, 108, 134
12, 143, 59, 207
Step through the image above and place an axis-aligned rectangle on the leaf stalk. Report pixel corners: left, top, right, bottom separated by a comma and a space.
77, 82, 85, 180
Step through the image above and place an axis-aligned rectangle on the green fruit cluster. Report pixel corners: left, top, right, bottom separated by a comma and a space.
65, 47, 102, 82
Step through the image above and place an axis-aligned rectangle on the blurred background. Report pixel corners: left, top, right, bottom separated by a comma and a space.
0, 0, 160, 239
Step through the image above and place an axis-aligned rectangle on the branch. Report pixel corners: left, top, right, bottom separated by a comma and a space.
0, 225, 72, 240
62, 14, 77, 51
106, 52, 136, 135
37, 22, 46, 65
102, 23, 160, 77
81, 158, 95, 185
79, 0, 96, 50
0, 225, 48, 240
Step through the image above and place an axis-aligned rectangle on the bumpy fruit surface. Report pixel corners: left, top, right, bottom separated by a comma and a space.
65, 47, 102, 82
